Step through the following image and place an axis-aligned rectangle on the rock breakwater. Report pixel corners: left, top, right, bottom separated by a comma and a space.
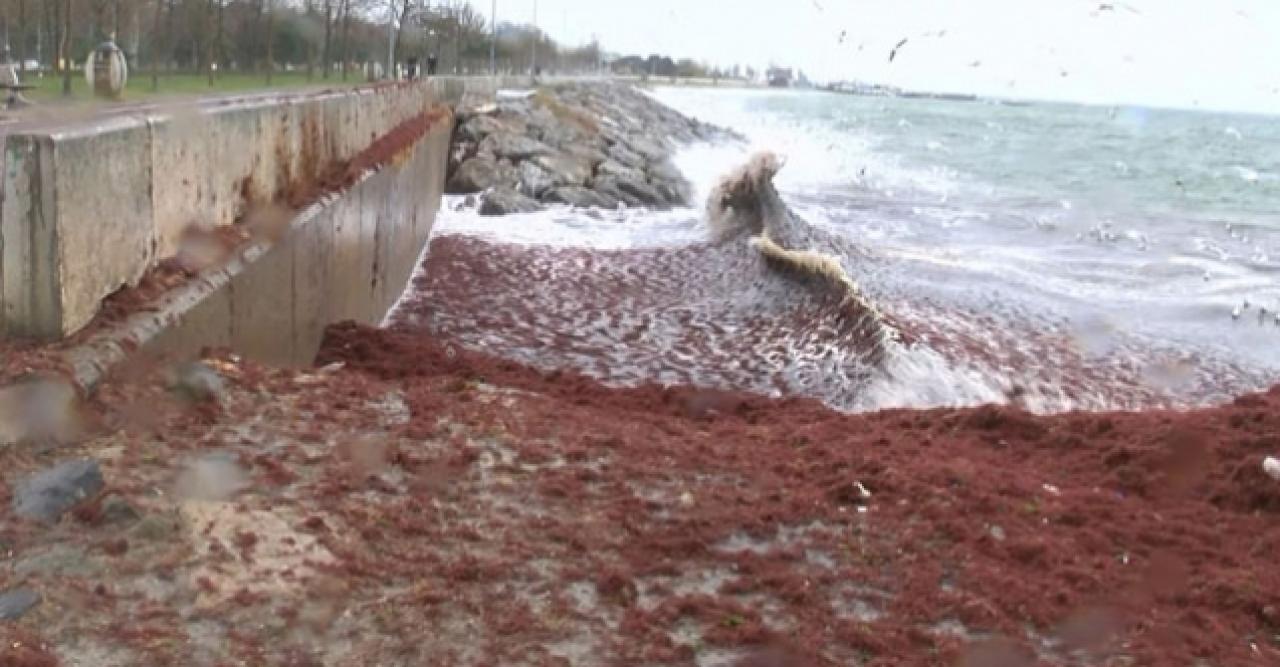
446, 81, 735, 214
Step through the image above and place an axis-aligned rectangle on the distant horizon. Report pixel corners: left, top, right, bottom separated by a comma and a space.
478, 0, 1280, 116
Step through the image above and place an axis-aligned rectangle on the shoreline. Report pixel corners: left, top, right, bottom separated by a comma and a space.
0, 81, 1277, 665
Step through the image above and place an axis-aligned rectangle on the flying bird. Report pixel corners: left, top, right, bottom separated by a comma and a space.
889, 38, 908, 62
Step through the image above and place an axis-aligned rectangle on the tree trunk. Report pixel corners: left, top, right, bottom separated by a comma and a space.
61, 0, 73, 96
205, 0, 216, 85
393, 0, 411, 67
264, 1, 274, 84
303, 0, 314, 81
150, 0, 162, 90
321, 0, 332, 79
338, 0, 350, 81
16, 0, 26, 73
216, 0, 225, 75
52, 0, 62, 74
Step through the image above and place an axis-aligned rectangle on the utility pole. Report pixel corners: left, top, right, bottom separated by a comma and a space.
488, 0, 496, 75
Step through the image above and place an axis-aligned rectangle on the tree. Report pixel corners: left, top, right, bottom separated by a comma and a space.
61, 0, 73, 95
15, 0, 28, 73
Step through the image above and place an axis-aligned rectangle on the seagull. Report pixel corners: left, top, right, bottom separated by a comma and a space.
889, 38, 909, 62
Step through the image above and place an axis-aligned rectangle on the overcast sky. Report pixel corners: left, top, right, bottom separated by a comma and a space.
476, 0, 1279, 114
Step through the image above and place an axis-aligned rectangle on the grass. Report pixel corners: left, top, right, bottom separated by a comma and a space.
25, 71, 365, 105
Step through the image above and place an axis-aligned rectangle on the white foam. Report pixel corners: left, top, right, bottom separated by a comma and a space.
431, 196, 705, 250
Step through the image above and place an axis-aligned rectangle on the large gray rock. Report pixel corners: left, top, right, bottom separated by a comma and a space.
563, 144, 609, 169
594, 175, 667, 208
480, 188, 541, 216
590, 177, 644, 208
0, 588, 40, 621
533, 154, 593, 187
524, 106, 585, 149
625, 136, 669, 163
447, 155, 517, 194
647, 159, 684, 185
479, 132, 555, 161
13, 458, 104, 523
543, 186, 619, 209
448, 141, 476, 176
458, 114, 524, 143
597, 159, 646, 182
517, 160, 559, 198
606, 142, 647, 170
650, 178, 692, 206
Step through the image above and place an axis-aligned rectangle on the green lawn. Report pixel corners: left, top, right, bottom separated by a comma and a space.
25, 71, 366, 104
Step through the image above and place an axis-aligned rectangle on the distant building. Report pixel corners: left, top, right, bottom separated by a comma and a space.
766, 66, 793, 88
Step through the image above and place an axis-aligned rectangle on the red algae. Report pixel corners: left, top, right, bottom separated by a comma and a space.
312, 320, 1280, 665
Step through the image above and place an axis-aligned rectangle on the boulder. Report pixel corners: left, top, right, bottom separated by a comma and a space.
597, 159, 646, 182
646, 159, 684, 185
594, 175, 667, 208
13, 458, 104, 523
0, 588, 40, 621
458, 114, 522, 143
543, 186, 619, 209
590, 177, 644, 208
480, 188, 541, 216
448, 141, 476, 176
650, 178, 692, 206
563, 144, 609, 170
625, 136, 669, 163
518, 160, 559, 198
447, 155, 517, 194
479, 132, 554, 161
533, 154, 593, 187
606, 141, 647, 170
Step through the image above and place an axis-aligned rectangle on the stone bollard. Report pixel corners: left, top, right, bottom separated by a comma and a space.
85, 40, 128, 99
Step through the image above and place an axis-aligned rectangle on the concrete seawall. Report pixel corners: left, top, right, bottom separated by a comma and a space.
2, 83, 448, 339
0, 76, 532, 386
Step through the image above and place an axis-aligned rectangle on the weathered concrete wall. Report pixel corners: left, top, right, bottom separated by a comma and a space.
1, 82, 448, 339
64, 110, 453, 384
2, 74, 545, 386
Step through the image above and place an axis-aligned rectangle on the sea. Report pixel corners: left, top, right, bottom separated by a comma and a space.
398, 86, 1279, 414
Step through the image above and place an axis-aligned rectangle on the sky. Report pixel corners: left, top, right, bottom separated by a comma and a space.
474, 0, 1280, 114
